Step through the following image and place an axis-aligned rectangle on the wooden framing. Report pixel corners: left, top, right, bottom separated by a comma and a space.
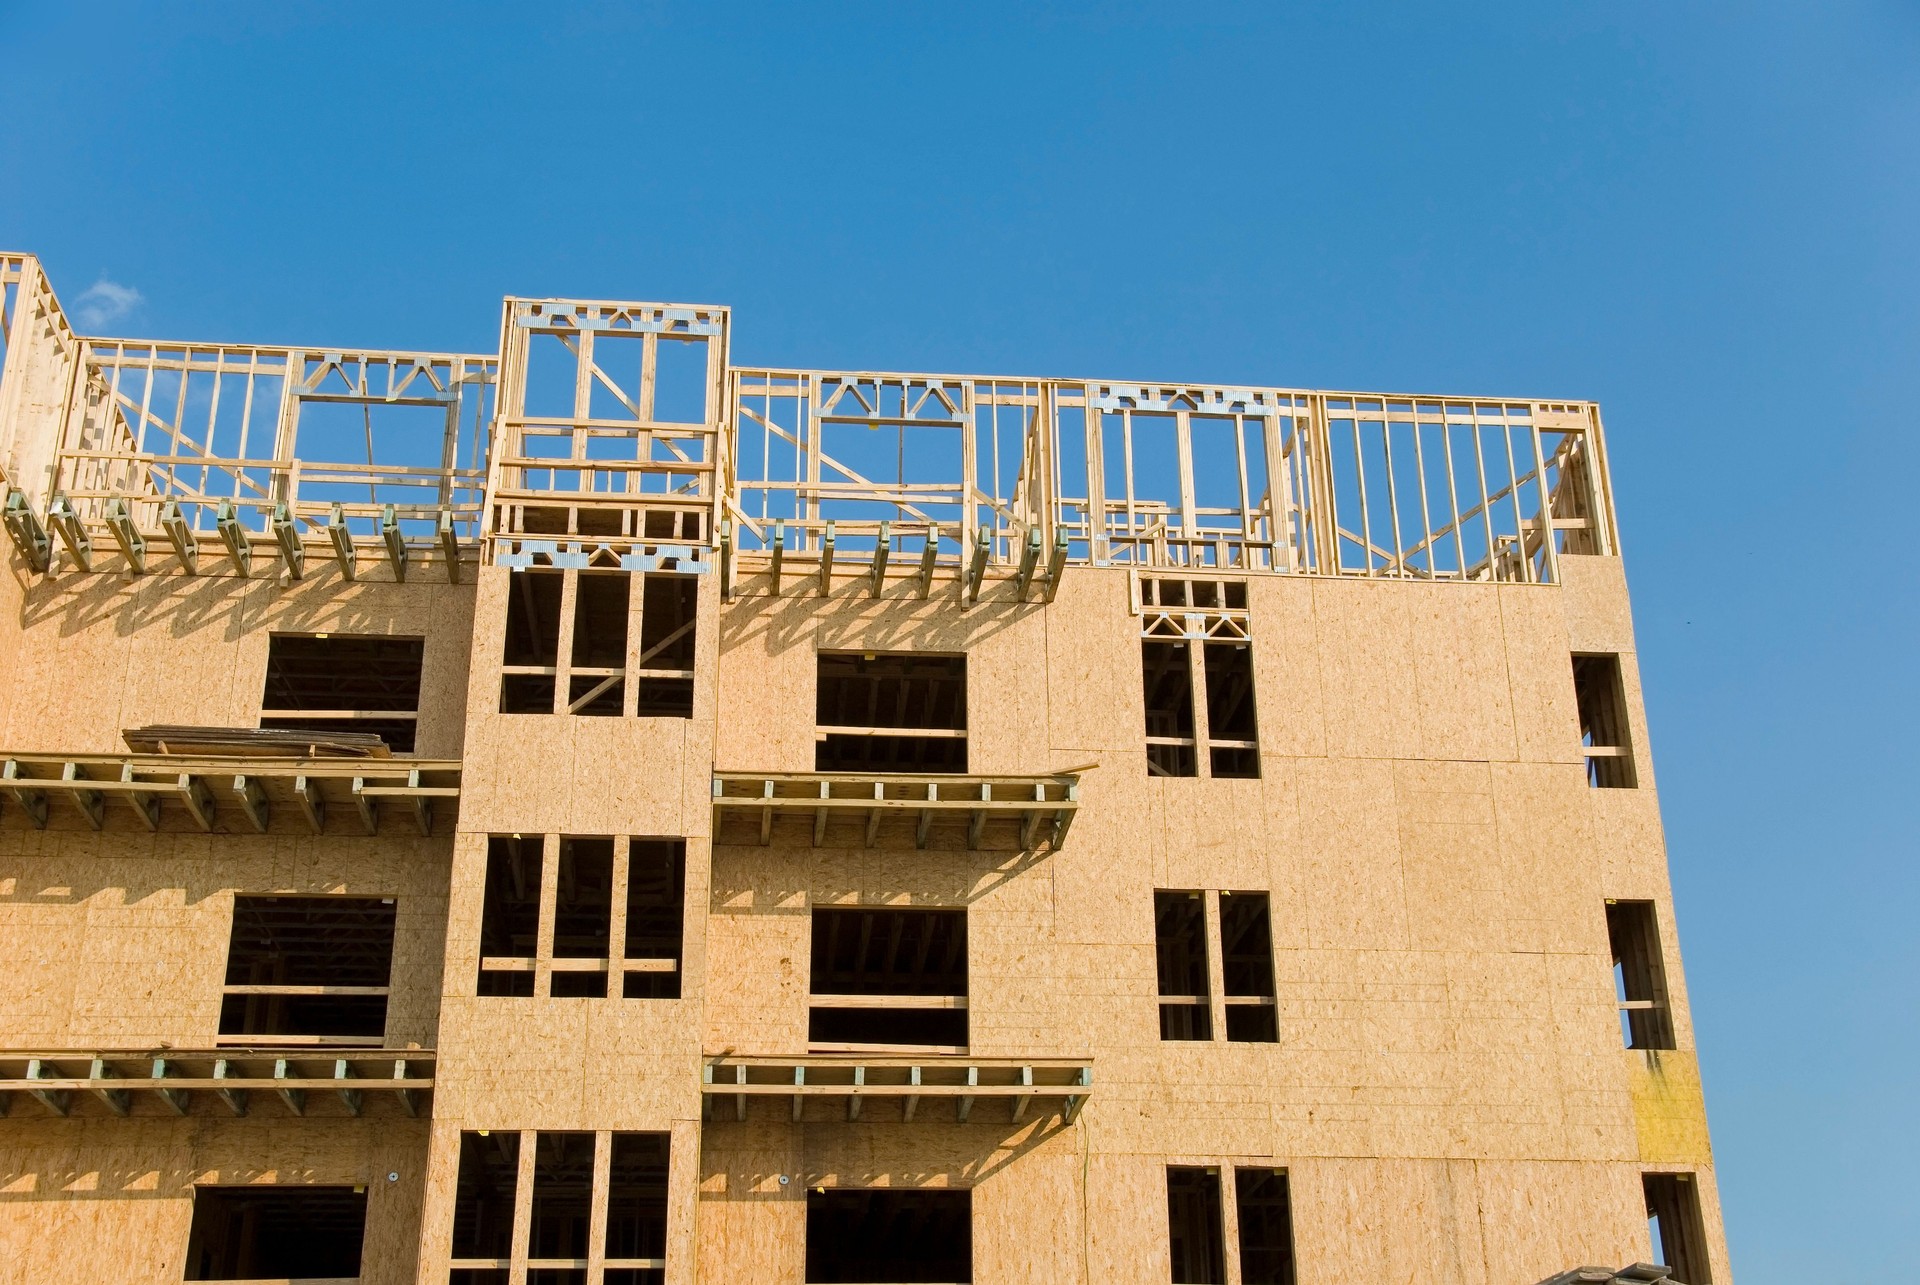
711, 771, 1079, 851
700, 1055, 1091, 1125
0, 752, 459, 835
0, 1050, 432, 1119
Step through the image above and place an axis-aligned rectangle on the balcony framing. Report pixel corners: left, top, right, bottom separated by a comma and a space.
0, 1049, 433, 1120
712, 771, 1079, 851
701, 1054, 1091, 1125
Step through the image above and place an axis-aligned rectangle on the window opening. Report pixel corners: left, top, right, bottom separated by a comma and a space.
220, 896, 394, 1044
637, 574, 698, 717
1573, 654, 1635, 788
502, 569, 563, 713
810, 907, 968, 1053
1155, 892, 1212, 1041
806, 1189, 972, 1284
1221, 893, 1279, 1043
816, 653, 968, 773
1607, 900, 1675, 1050
569, 573, 629, 717
478, 835, 686, 1000
551, 838, 615, 998
1166, 1167, 1226, 1285
623, 841, 687, 999
1142, 641, 1198, 777
1139, 578, 1257, 778
502, 569, 697, 718
1643, 1173, 1712, 1284
529, 1132, 595, 1285
185, 1185, 367, 1281
478, 835, 543, 997
605, 1133, 671, 1285
1234, 1169, 1296, 1285
260, 634, 423, 753
452, 1130, 520, 1285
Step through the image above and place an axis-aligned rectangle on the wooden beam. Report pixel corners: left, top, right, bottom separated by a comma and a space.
233, 775, 269, 833
215, 501, 250, 575
351, 778, 378, 834
382, 504, 407, 582
179, 774, 215, 832
160, 500, 196, 574
294, 774, 325, 833
965, 527, 988, 603
106, 499, 146, 574
902, 1065, 922, 1121
792, 1065, 805, 1123
1011, 1065, 1033, 1122
438, 508, 461, 583
1043, 527, 1068, 602
819, 520, 835, 595
121, 762, 159, 831
49, 495, 91, 572
870, 520, 890, 595
328, 503, 356, 580
919, 525, 940, 598
956, 1064, 977, 1123
26, 1060, 69, 1117
89, 1058, 130, 1116
334, 1059, 363, 1117
917, 783, 935, 849
813, 779, 830, 846
408, 768, 432, 835
271, 504, 304, 579
274, 1058, 306, 1116
212, 1059, 249, 1116
769, 521, 785, 595
968, 784, 989, 850
718, 518, 733, 600
394, 1058, 420, 1117
151, 1058, 190, 1116
63, 763, 103, 830
1015, 526, 1041, 598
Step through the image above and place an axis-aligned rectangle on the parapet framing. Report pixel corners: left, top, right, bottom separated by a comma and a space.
0, 252, 1726, 1285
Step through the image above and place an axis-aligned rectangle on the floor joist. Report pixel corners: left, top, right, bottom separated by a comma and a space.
712, 770, 1079, 851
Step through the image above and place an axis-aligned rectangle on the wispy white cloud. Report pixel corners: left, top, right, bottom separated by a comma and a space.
74, 278, 144, 330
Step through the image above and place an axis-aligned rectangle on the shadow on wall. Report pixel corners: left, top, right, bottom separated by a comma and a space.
698, 1112, 1077, 1201
717, 574, 1040, 658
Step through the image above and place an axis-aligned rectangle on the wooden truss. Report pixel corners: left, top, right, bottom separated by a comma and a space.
711, 771, 1079, 851
701, 1055, 1091, 1125
0, 1048, 433, 1119
0, 752, 460, 835
3, 254, 1623, 596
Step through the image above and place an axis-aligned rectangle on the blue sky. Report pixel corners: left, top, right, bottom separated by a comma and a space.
3, 2, 1915, 1278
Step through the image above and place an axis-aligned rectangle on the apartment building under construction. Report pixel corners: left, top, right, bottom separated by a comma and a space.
0, 253, 1726, 1285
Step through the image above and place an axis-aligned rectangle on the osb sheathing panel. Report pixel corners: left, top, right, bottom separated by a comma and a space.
1558, 554, 1640, 656
0, 571, 474, 757
0, 1117, 429, 1285
0, 830, 448, 1048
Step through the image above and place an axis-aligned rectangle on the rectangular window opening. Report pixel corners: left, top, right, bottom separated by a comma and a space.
605, 1133, 670, 1283
1203, 642, 1260, 779
816, 653, 967, 774
810, 907, 968, 1052
550, 837, 614, 998
623, 840, 686, 999
452, 1130, 520, 1285
261, 633, 423, 753
479, 835, 543, 997
1608, 900, 1675, 1050
1143, 641, 1198, 778
569, 573, 629, 717
1155, 892, 1212, 1041
1221, 892, 1279, 1044
1235, 1169, 1296, 1285
185, 1185, 366, 1281
806, 1188, 972, 1284
528, 1131, 596, 1284
1644, 1173, 1712, 1284
1574, 654, 1636, 788
220, 896, 394, 1043
1165, 1167, 1225, 1285
637, 574, 698, 719
502, 570, 564, 714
